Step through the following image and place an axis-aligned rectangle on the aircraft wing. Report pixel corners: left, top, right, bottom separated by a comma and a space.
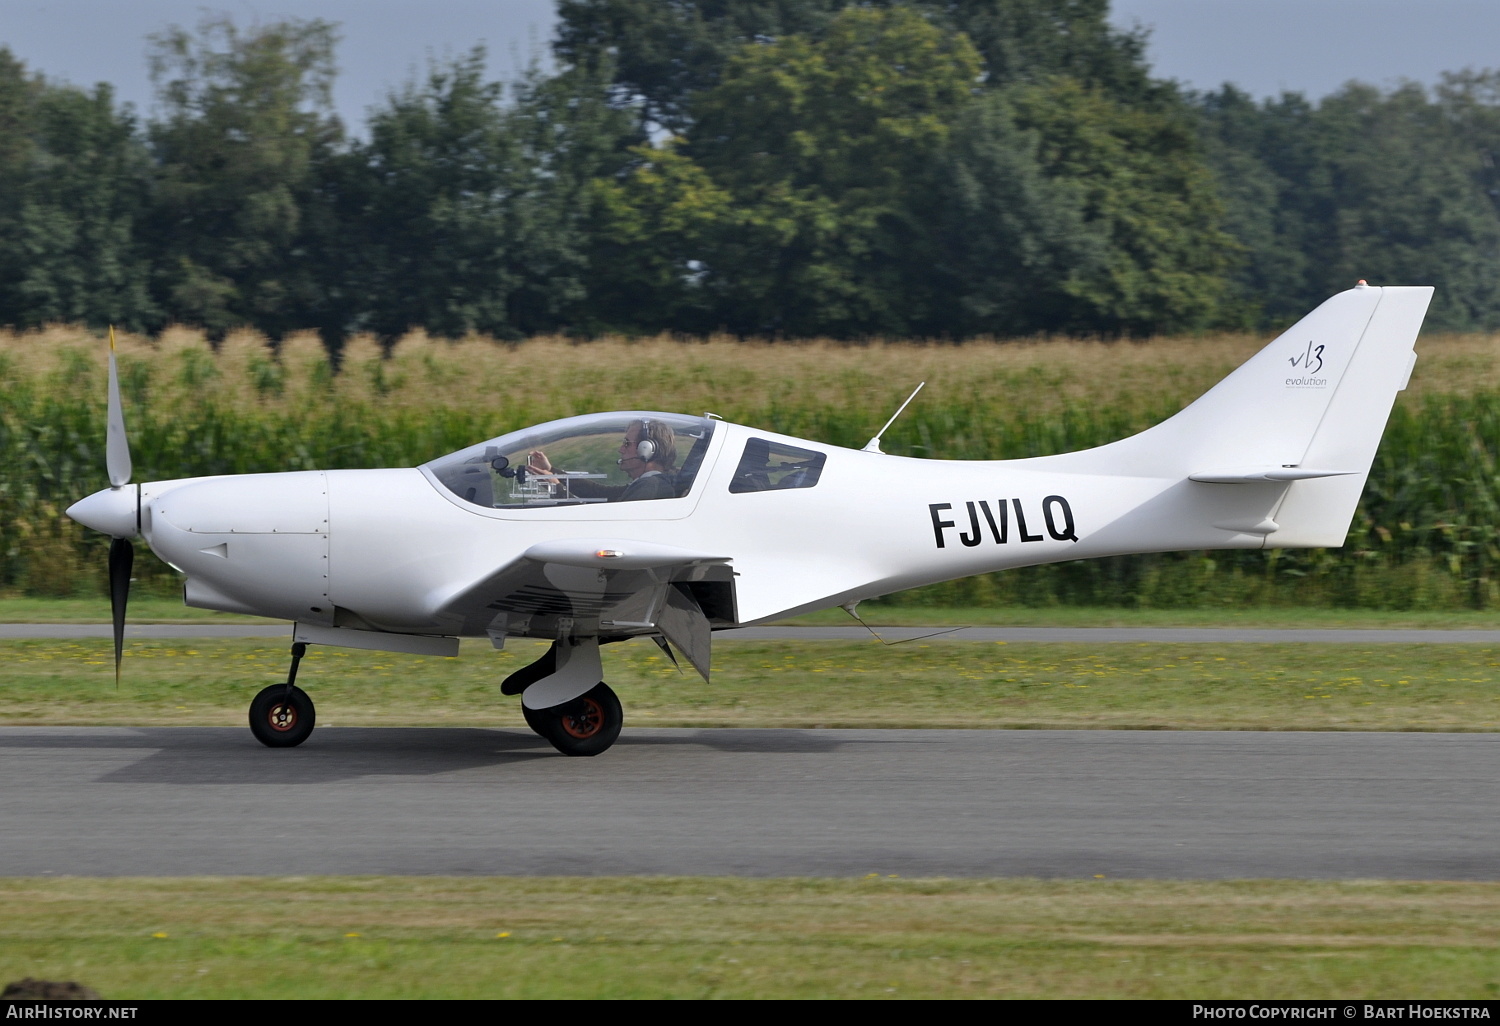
427, 539, 733, 679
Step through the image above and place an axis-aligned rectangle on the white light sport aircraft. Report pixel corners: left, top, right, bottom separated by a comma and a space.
66, 284, 1432, 756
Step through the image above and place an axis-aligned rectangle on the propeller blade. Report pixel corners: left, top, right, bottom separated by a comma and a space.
106, 326, 132, 488
108, 536, 133, 687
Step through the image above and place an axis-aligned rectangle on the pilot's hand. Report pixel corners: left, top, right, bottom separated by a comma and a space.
527, 450, 553, 474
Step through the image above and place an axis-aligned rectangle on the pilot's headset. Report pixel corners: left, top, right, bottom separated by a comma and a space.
626, 419, 676, 468
633, 419, 658, 464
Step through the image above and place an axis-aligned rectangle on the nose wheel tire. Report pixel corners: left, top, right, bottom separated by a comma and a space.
249, 684, 316, 748
523, 682, 622, 757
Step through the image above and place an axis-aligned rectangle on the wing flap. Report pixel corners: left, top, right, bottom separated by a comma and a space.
658, 583, 712, 682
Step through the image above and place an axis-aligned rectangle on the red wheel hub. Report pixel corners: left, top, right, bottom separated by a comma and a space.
560, 698, 604, 739
267, 703, 298, 732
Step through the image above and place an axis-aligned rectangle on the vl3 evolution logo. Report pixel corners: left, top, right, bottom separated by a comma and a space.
1286, 340, 1327, 388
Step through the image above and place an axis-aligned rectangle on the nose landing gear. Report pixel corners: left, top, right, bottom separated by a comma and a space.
249, 642, 316, 748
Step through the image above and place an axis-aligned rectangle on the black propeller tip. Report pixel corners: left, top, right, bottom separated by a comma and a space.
108, 536, 133, 687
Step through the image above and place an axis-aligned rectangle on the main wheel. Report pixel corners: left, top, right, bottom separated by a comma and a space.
524, 682, 622, 757
521, 703, 551, 740
249, 683, 316, 748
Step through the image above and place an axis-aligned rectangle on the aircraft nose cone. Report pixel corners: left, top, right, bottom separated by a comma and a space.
66, 485, 139, 538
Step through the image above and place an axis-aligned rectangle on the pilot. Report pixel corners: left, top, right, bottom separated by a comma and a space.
527, 419, 679, 502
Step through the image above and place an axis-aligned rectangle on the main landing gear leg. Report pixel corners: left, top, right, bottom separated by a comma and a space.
249, 641, 317, 748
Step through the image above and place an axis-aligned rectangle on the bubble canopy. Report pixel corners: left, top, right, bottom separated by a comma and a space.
423, 412, 717, 509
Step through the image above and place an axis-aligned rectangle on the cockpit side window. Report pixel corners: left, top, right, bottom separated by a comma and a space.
728, 439, 826, 493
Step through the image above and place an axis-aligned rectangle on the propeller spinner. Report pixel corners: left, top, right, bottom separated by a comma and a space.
63, 327, 139, 685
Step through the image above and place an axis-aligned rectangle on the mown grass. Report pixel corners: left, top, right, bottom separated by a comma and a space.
2, 877, 1497, 999
6, 324, 1500, 607
0, 596, 272, 623
4, 637, 1497, 731
787, 605, 1500, 628
8, 594, 1500, 628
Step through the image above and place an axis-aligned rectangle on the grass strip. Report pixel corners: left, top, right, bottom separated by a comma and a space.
3, 637, 1498, 731
1, 877, 1497, 999
7, 595, 1500, 628
0, 597, 275, 624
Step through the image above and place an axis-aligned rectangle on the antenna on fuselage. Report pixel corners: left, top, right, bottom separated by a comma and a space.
862, 381, 925, 454
841, 600, 970, 646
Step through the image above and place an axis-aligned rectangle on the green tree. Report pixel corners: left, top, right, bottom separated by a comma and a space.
927, 91, 1104, 336
556, 1, 1161, 128
0, 49, 48, 327
0, 50, 156, 330
1193, 86, 1321, 327
1010, 76, 1233, 334
583, 145, 734, 333
0, 48, 39, 196
683, 5, 982, 336
504, 63, 641, 336
555, 0, 843, 133
934, 0, 1157, 99
340, 52, 635, 343
145, 15, 343, 339
338, 50, 520, 343
1198, 79, 1500, 331
1316, 81, 1500, 331
561, 1, 1233, 337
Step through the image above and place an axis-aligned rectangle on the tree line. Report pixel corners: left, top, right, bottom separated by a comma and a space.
4, 0, 1500, 344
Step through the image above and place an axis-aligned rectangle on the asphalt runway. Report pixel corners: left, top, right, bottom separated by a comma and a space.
2, 726, 1496, 879
7, 624, 1500, 643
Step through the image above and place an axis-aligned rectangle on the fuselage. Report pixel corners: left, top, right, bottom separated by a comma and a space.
86, 416, 1266, 639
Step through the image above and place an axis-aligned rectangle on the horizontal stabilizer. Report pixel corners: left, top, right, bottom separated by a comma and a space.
1188, 467, 1359, 484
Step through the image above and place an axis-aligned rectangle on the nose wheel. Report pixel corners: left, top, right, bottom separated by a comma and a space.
523, 682, 622, 757
249, 642, 316, 748
249, 683, 316, 747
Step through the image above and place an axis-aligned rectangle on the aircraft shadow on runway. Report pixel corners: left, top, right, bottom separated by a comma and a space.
615, 728, 940, 753
0, 726, 932, 785
4, 728, 555, 784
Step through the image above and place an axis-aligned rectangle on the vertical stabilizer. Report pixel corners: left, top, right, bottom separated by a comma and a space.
1265, 286, 1431, 546
1030, 284, 1433, 551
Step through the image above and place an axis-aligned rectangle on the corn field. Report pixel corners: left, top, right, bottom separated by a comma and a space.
4, 325, 1500, 608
